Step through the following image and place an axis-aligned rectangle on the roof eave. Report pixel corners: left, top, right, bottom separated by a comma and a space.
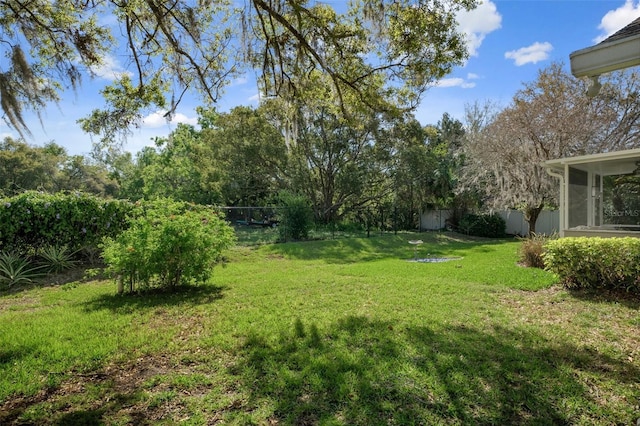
569, 33, 640, 77
545, 148, 640, 167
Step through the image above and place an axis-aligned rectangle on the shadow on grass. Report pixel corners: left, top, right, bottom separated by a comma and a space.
51, 392, 151, 426
0, 345, 37, 372
233, 316, 638, 425
264, 233, 508, 264
0, 383, 147, 426
567, 288, 640, 310
82, 284, 226, 313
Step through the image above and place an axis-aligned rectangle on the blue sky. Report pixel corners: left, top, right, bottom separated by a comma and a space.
2, 0, 640, 156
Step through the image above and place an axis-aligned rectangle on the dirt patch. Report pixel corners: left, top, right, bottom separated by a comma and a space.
0, 304, 233, 425
0, 354, 162, 424
0, 352, 221, 425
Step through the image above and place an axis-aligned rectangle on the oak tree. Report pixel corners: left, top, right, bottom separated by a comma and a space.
1, 0, 477, 143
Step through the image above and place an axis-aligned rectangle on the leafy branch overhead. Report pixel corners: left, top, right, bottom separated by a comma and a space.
0, 0, 477, 139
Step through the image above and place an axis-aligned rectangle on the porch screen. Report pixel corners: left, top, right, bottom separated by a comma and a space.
603, 174, 640, 226
568, 167, 588, 228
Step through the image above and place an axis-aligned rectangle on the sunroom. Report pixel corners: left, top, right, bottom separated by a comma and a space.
545, 148, 640, 237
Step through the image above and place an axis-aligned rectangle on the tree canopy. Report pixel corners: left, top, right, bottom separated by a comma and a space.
0, 0, 477, 141
0, 137, 117, 196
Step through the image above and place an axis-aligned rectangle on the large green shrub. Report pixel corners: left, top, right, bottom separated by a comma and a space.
544, 237, 640, 291
0, 191, 132, 254
101, 199, 235, 293
457, 213, 506, 238
277, 192, 313, 241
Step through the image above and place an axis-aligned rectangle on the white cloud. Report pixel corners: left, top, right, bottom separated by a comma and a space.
433, 77, 476, 89
97, 13, 119, 27
230, 76, 249, 86
170, 112, 199, 126
457, 0, 502, 56
467, 73, 480, 80
505, 42, 553, 66
594, 0, 640, 43
90, 55, 131, 81
141, 110, 198, 129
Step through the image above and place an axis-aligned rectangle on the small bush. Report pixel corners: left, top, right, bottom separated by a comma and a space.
458, 213, 506, 238
519, 233, 556, 269
277, 192, 313, 241
101, 199, 235, 293
544, 237, 640, 292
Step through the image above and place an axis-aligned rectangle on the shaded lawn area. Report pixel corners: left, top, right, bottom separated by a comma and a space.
0, 232, 638, 425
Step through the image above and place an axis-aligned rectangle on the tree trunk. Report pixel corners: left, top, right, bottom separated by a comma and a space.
524, 204, 544, 236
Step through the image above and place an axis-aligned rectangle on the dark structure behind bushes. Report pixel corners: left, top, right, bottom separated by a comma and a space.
457, 213, 506, 238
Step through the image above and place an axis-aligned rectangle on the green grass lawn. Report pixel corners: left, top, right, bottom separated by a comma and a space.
1, 232, 639, 425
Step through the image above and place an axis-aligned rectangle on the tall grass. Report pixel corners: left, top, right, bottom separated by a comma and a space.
1, 233, 638, 425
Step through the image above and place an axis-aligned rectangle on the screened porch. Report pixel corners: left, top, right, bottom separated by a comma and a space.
545, 148, 640, 237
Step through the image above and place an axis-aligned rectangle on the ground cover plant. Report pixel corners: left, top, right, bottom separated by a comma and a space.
1, 233, 638, 425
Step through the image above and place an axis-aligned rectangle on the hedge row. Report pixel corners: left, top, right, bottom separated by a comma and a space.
0, 191, 133, 253
544, 237, 640, 291
457, 213, 506, 238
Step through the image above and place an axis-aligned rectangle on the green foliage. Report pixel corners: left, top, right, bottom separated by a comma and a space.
277, 87, 389, 224
79, 75, 167, 146
518, 233, 556, 269
0, 139, 117, 197
128, 124, 223, 205
39, 245, 80, 273
277, 193, 314, 241
0, 191, 132, 255
2, 0, 476, 139
379, 113, 469, 230
0, 138, 64, 195
458, 213, 506, 238
119, 106, 288, 206
201, 106, 287, 206
544, 237, 640, 292
0, 251, 44, 288
101, 199, 235, 293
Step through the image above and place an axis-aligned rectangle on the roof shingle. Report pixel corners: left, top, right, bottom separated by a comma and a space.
600, 17, 640, 44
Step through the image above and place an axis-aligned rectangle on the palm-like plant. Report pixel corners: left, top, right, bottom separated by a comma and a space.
39, 245, 80, 273
0, 251, 45, 288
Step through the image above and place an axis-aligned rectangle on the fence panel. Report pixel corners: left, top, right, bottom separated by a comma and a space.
419, 210, 452, 230
420, 209, 559, 236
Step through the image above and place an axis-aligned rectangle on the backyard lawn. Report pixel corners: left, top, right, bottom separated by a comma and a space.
0, 232, 638, 425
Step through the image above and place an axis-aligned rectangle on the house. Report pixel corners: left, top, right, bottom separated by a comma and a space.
545, 148, 640, 237
544, 17, 640, 237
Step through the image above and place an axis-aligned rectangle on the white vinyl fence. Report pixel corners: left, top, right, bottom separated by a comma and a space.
420, 209, 560, 236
